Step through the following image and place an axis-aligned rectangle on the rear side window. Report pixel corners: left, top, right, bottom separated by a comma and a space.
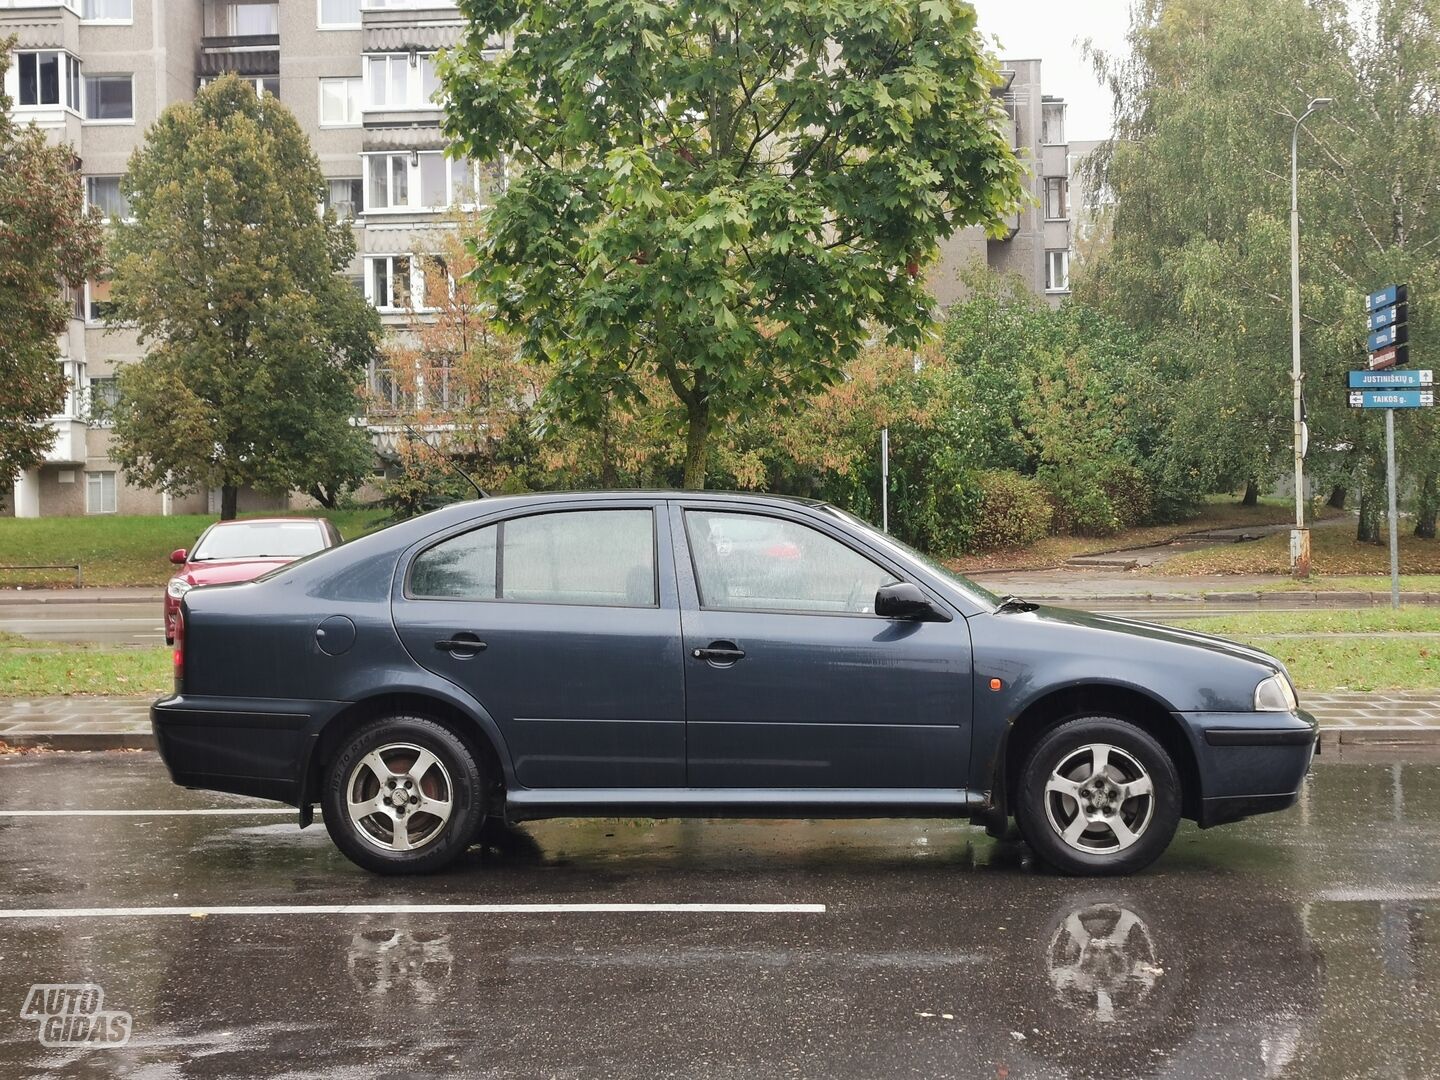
409, 509, 657, 607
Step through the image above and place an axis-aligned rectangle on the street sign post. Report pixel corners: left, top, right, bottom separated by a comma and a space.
1356, 284, 1413, 609
1348, 369, 1432, 389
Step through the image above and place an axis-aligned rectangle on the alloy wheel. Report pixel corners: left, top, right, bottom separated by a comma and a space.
345, 742, 454, 853
1043, 743, 1155, 855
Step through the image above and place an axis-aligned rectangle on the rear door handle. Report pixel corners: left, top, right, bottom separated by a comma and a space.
692, 642, 746, 663
435, 636, 487, 654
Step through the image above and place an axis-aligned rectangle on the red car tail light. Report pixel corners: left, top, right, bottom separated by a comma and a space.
172, 609, 185, 692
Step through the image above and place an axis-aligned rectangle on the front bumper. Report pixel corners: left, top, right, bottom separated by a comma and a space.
1184, 708, 1319, 828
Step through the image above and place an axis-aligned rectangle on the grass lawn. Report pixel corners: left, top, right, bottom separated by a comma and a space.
950, 494, 1343, 573
0, 508, 389, 588
0, 641, 170, 697
1157, 523, 1440, 578
1167, 607, 1440, 692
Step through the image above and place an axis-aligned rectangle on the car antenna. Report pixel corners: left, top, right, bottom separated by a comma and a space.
400, 422, 488, 499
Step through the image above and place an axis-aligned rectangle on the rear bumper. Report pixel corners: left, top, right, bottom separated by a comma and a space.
151, 695, 328, 805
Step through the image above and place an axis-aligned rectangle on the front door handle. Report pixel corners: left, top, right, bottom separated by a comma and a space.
693, 641, 746, 664
435, 636, 487, 654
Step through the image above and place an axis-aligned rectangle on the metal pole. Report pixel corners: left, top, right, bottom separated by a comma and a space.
880, 427, 890, 533
1386, 407, 1401, 609
1289, 118, 1308, 577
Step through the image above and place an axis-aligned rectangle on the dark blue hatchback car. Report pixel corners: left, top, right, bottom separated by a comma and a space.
153, 491, 1317, 876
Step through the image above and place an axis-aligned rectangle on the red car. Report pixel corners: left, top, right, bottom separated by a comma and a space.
164, 517, 342, 643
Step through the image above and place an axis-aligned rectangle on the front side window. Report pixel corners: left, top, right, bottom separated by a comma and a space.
319, 77, 362, 125
685, 511, 894, 615
410, 510, 657, 607
85, 176, 131, 222
86, 471, 117, 514
84, 74, 134, 121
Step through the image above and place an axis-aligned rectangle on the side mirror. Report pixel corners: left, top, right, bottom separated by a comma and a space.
169, 548, 188, 565
875, 581, 948, 622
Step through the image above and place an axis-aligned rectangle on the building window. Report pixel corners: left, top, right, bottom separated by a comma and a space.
325, 177, 363, 220
318, 0, 360, 26
1045, 250, 1070, 293
86, 472, 118, 514
17, 51, 81, 111
200, 74, 277, 97
85, 176, 131, 223
1041, 101, 1066, 145
370, 360, 416, 414
366, 53, 441, 109
366, 153, 409, 211
420, 254, 450, 309
204, 1, 279, 36
367, 255, 413, 311
83, 74, 134, 121
419, 153, 447, 208
319, 77, 362, 125
1044, 177, 1068, 221
82, 0, 132, 19
86, 278, 118, 323
87, 376, 120, 425
364, 152, 488, 213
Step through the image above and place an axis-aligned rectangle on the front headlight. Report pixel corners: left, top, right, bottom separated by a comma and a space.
1255, 673, 1298, 712
166, 578, 193, 600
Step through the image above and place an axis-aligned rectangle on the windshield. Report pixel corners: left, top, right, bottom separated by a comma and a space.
819, 505, 1001, 610
191, 520, 327, 561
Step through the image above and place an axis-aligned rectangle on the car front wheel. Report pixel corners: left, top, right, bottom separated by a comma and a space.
1015, 717, 1181, 876
322, 716, 485, 875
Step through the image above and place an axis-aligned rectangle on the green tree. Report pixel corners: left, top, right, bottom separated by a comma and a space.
442, 0, 1024, 488
107, 76, 380, 518
0, 40, 102, 507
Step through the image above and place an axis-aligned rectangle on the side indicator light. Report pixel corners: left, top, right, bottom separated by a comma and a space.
989, 678, 1003, 691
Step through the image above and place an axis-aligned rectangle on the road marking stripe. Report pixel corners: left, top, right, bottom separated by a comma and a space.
1318, 887, 1440, 902
0, 903, 826, 919
0, 808, 298, 817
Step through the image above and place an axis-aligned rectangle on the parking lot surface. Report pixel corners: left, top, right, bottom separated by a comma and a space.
1, 753, 1437, 1078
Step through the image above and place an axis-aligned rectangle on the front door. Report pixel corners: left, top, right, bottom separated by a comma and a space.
392, 503, 685, 789
674, 505, 972, 789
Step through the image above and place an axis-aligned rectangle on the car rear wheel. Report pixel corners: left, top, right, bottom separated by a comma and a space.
1015, 717, 1181, 876
322, 716, 485, 875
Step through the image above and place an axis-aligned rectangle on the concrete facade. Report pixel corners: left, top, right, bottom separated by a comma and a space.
929, 58, 1074, 309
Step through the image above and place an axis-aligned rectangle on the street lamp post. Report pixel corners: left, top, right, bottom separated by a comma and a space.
1289, 96, 1331, 579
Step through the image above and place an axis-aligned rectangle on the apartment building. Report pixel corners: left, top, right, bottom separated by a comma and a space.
930, 58, 1074, 309
0, 0, 481, 517
1, 11, 1074, 517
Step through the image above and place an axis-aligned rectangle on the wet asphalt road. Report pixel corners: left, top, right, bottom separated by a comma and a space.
0, 754, 1437, 1079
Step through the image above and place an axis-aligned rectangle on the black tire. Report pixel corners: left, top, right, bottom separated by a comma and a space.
322, 715, 485, 875
1014, 716, 1181, 876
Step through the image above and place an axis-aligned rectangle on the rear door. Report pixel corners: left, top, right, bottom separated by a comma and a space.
392, 501, 685, 789
673, 503, 972, 789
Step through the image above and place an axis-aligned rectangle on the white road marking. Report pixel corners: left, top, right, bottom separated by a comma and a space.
1318, 887, 1440, 903
0, 808, 298, 817
0, 903, 826, 919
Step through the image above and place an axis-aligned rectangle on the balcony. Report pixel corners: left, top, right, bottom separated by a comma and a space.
200, 1, 279, 76
43, 419, 88, 464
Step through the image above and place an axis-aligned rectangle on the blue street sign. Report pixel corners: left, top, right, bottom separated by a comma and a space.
1369, 305, 1398, 331
1367, 284, 1407, 311
1348, 389, 1434, 409
1350, 369, 1433, 389
1369, 322, 1409, 352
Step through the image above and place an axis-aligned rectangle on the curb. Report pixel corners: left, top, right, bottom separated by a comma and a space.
0, 592, 160, 606
1020, 591, 1440, 606
1, 732, 156, 752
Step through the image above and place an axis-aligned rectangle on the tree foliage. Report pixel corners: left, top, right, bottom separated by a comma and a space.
441, 0, 1025, 488
106, 76, 380, 518
0, 40, 102, 506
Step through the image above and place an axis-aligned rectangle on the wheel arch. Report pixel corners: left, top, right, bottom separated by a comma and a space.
997, 682, 1202, 823
299, 690, 511, 815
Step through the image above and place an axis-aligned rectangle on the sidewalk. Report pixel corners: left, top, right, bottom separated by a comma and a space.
0, 586, 160, 605
2, 693, 1439, 753
966, 568, 1440, 606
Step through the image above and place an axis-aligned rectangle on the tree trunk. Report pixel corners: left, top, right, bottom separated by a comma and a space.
1356, 488, 1382, 544
220, 484, 238, 521
682, 399, 711, 490
1415, 473, 1438, 539
1241, 479, 1259, 506
309, 484, 337, 510
1327, 485, 1347, 510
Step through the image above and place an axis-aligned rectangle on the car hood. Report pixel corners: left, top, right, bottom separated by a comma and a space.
181, 557, 298, 587
1016, 604, 1287, 675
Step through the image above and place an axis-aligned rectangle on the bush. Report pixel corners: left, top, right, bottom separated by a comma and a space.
1041, 464, 1121, 537
970, 470, 1053, 551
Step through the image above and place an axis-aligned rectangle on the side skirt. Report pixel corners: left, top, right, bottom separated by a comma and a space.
505, 788, 982, 823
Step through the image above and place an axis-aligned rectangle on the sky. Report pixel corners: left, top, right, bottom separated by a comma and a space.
968, 0, 1133, 142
